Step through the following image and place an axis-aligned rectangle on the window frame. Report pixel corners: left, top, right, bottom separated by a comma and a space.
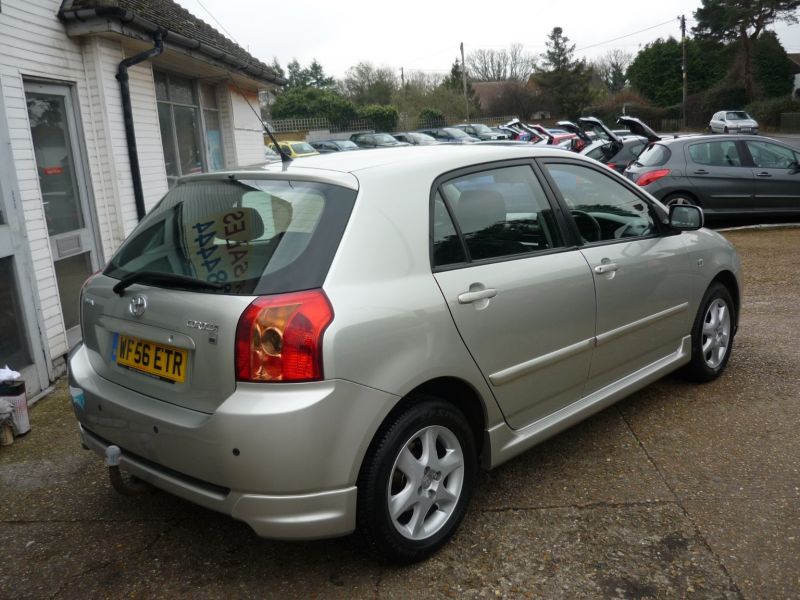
155, 71, 225, 186
536, 156, 671, 248
429, 158, 575, 273
741, 139, 800, 170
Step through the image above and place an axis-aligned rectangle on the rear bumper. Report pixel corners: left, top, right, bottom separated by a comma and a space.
68, 343, 400, 540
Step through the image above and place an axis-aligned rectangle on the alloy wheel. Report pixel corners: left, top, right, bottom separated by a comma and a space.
387, 425, 465, 541
701, 298, 731, 369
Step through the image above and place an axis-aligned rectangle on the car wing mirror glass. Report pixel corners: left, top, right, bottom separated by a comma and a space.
669, 204, 703, 231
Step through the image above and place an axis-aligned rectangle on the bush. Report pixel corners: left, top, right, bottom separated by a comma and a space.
271, 88, 357, 126
357, 104, 399, 131
418, 107, 445, 128
683, 84, 749, 128
746, 97, 800, 129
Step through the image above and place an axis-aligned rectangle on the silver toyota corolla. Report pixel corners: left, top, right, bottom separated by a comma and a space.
69, 145, 741, 562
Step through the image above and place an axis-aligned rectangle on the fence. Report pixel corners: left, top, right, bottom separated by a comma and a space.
780, 112, 800, 133
267, 114, 519, 137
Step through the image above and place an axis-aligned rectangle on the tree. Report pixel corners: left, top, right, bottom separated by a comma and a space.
339, 62, 398, 106
536, 27, 593, 118
270, 87, 356, 126
486, 81, 542, 120
281, 58, 334, 90
269, 57, 285, 80
357, 104, 399, 131
441, 58, 481, 115
627, 37, 730, 106
753, 31, 795, 97
467, 44, 537, 81
693, 0, 800, 99
595, 49, 633, 94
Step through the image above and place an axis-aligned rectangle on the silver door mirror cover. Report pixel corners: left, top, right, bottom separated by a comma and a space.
669, 204, 704, 231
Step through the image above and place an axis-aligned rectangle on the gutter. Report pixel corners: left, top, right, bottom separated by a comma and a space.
116, 31, 164, 221
57, 6, 286, 86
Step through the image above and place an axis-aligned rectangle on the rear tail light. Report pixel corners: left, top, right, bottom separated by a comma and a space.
606, 163, 618, 170
636, 169, 671, 187
235, 289, 333, 383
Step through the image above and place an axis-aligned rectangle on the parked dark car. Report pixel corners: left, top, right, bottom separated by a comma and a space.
350, 132, 410, 148
624, 134, 800, 216
450, 123, 508, 140
418, 127, 480, 144
579, 116, 659, 173
392, 131, 440, 145
310, 140, 361, 153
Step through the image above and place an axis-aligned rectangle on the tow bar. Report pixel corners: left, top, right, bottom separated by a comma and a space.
105, 445, 152, 496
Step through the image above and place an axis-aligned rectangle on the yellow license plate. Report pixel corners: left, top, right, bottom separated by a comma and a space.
115, 334, 187, 383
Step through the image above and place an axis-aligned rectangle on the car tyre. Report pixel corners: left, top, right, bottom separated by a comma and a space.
663, 193, 698, 207
683, 282, 735, 382
356, 396, 477, 563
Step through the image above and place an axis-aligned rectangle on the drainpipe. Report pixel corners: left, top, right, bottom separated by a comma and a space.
116, 32, 164, 221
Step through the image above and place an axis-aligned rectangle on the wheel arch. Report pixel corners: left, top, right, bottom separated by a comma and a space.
711, 269, 741, 331
366, 376, 489, 467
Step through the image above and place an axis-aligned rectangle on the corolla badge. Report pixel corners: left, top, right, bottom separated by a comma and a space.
129, 295, 147, 317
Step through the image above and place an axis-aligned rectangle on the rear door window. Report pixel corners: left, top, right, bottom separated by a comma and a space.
689, 141, 742, 167
437, 165, 564, 262
105, 178, 356, 295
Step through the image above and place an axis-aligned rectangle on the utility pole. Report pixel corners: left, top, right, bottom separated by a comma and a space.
680, 14, 687, 130
400, 67, 405, 88
460, 42, 469, 122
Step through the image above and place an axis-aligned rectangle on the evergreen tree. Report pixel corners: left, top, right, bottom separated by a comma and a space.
536, 28, 592, 119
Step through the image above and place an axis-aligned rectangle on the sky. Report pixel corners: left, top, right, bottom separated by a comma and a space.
174, 0, 800, 78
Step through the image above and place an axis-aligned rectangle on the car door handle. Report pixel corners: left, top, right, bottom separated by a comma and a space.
594, 262, 619, 274
693, 169, 709, 175
458, 288, 497, 304
756, 171, 772, 178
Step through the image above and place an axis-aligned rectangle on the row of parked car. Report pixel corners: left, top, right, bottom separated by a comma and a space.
266, 112, 799, 218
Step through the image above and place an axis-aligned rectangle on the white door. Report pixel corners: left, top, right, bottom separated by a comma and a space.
25, 81, 100, 349
0, 84, 50, 394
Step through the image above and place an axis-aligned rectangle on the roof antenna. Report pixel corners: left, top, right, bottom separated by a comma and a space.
228, 75, 291, 164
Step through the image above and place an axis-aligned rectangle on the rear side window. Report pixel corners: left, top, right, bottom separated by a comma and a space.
636, 143, 671, 167
105, 179, 356, 295
689, 141, 742, 167
437, 165, 563, 262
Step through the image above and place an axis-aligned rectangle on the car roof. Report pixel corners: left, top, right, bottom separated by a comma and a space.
654, 133, 770, 146
186, 145, 586, 189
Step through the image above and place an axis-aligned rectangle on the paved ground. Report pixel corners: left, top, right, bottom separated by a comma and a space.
1, 228, 799, 599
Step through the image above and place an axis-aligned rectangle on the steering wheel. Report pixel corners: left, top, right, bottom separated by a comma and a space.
571, 210, 602, 243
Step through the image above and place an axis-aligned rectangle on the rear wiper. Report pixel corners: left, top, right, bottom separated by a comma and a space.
112, 271, 223, 296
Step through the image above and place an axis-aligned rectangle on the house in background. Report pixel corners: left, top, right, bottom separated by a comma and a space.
0, 0, 283, 398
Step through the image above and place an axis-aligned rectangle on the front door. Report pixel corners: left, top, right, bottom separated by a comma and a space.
540, 160, 694, 394
743, 139, 800, 212
25, 81, 99, 348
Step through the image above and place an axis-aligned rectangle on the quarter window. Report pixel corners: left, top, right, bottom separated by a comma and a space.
544, 163, 655, 243
438, 165, 563, 262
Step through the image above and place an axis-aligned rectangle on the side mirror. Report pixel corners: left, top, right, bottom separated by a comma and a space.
669, 204, 704, 231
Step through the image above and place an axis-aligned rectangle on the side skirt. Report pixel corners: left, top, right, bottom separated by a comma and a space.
486, 335, 691, 469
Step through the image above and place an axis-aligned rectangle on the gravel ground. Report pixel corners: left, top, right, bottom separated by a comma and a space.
1, 227, 798, 599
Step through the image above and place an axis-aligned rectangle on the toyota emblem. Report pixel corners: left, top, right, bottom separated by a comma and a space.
129, 295, 147, 317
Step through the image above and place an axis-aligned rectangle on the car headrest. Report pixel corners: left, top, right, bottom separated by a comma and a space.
455, 190, 506, 235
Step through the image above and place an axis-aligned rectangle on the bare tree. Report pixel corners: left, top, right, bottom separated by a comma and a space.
338, 62, 398, 106
467, 44, 537, 81
594, 49, 633, 93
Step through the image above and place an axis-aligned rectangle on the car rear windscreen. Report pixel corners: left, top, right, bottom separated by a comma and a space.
635, 143, 671, 167
104, 178, 356, 295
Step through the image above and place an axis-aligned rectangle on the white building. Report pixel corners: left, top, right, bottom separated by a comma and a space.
0, 0, 282, 397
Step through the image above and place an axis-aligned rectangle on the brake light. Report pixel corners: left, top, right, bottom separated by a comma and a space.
606, 163, 618, 170
235, 289, 333, 383
636, 169, 671, 187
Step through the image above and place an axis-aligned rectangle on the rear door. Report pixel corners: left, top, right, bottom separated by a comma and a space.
540, 159, 694, 394
684, 139, 755, 213
743, 139, 800, 212
432, 162, 596, 429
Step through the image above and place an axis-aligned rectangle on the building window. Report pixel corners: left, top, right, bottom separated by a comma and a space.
155, 72, 224, 187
